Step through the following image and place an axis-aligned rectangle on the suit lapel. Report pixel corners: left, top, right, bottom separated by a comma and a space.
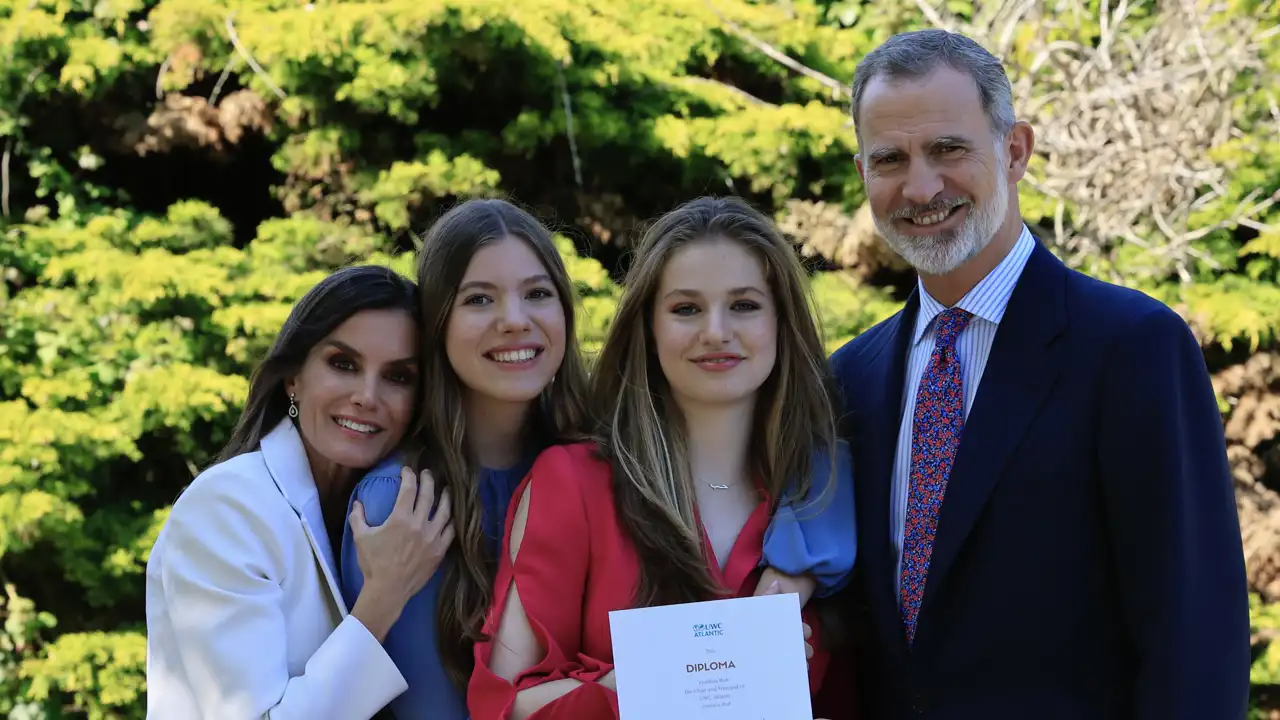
852, 288, 919, 662
921, 241, 1069, 612
260, 420, 350, 616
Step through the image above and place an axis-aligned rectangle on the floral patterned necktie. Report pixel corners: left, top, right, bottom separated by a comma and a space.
900, 306, 972, 645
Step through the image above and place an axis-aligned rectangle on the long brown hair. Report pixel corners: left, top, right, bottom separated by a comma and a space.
412, 198, 591, 690
216, 265, 420, 463
591, 195, 840, 607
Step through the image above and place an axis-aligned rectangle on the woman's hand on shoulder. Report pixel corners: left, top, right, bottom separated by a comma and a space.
347, 467, 455, 641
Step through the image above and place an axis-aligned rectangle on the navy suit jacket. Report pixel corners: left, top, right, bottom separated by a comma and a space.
829, 238, 1251, 719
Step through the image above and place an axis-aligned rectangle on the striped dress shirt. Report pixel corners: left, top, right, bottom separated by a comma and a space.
889, 224, 1036, 601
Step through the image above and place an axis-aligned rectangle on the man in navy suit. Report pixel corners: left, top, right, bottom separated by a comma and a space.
828, 29, 1252, 719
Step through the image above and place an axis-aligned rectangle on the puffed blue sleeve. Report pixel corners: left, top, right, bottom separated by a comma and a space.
340, 454, 460, 719
760, 439, 857, 598
339, 455, 406, 610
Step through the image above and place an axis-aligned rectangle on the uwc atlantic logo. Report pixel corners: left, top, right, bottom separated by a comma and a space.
692, 622, 724, 638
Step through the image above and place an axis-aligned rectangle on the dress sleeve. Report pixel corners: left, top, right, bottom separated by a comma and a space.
761, 439, 857, 597
340, 465, 439, 719
468, 445, 619, 720
339, 467, 403, 609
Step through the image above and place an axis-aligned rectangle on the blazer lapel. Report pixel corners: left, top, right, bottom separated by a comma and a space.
260, 420, 349, 616
851, 288, 918, 662
921, 241, 1069, 612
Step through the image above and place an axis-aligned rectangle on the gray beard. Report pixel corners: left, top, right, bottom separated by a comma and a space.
873, 167, 1011, 277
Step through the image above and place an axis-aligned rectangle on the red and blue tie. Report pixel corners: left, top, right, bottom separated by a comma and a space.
900, 306, 972, 645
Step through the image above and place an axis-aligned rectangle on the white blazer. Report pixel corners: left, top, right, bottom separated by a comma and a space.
145, 419, 407, 718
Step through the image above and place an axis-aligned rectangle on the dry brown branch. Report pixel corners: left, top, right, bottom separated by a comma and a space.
914, 0, 1273, 281
1255, 626, 1280, 645
1231, 445, 1280, 600
777, 200, 911, 277
575, 192, 639, 246
1213, 353, 1280, 599
111, 90, 272, 157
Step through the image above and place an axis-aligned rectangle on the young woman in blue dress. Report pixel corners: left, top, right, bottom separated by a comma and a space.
339, 199, 856, 719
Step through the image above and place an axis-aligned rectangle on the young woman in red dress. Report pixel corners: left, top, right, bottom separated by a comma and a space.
467, 196, 848, 720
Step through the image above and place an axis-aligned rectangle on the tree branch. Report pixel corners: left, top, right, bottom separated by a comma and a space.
702, 0, 847, 100
554, 62, 582, 191
209, 55, 243, 105
2, 138, 12, 219
669, 76, 775, 107
224, 11, 288, 101
2, 65, 46, 220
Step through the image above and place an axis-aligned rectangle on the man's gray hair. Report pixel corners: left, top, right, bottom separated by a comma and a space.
850, 29, 1016, 139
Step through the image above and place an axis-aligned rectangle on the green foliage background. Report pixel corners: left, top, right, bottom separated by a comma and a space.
0, 0, 1277, 716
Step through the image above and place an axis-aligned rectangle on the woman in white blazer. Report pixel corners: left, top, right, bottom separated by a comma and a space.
146, 265, 455, 719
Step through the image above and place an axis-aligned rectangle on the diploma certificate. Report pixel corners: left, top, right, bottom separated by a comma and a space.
608, 593, 813, 719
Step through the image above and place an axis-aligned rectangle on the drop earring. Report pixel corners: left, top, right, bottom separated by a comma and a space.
288, 393, 299, 418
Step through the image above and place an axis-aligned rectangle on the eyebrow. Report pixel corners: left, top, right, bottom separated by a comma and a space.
323, 340, 417, 366
457, 274, 553, 293
663, 286, 766, 300
930, 135, 972, 149
867, 135, 974, 162
866, 146, 901, 163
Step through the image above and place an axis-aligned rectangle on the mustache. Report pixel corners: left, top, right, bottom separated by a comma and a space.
890, 197, 971, 219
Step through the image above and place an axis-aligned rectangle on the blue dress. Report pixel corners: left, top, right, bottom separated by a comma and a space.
339, 453, 533, 720
339, 440, 855, 719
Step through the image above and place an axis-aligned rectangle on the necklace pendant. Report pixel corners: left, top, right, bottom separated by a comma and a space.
708, 482, 730, 490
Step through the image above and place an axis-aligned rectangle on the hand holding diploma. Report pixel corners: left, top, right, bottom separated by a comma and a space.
758, 578, 816, 663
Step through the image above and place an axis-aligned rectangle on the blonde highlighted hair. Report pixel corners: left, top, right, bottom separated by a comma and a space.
590, 196, 840, 607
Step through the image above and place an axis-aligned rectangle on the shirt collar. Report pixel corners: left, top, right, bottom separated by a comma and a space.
912, 224, 1036, 347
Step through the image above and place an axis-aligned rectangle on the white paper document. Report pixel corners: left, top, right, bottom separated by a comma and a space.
608, 593, 813, 719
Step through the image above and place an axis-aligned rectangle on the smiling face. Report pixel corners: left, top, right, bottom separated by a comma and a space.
855, 64, 1015, 276
445, 236, 567, 410
651, 237, 777, 410
285, 308, 419, 482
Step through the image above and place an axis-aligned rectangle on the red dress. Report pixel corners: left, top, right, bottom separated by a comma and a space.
468, 441, 831, 719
